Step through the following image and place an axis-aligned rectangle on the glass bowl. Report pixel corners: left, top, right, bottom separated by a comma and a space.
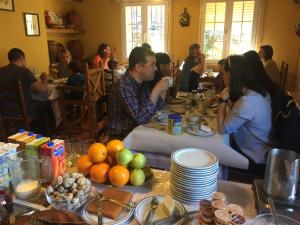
45, 179, 92, 211
246, 213, 300, 225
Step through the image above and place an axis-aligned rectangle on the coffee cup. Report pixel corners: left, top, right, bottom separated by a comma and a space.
162, 76, 174, 88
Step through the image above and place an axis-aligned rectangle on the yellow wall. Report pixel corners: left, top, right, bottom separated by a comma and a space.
44, 0, 85, 48
0, 0, 49, 73
261, 0, 300, 89
170, 0, 201, 62
1, 0, 299, 89
79, 0, 122, 60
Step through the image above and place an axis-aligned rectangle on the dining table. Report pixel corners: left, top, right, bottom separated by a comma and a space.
123, 92, 249, 170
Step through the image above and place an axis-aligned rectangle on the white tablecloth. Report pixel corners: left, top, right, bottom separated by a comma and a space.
123, 108, 249, 169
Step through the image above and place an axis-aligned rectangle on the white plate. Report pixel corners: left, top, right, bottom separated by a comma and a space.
170, 163, 219, 174
171, 148, 218, 169
186, 127, 215, 137
81, 199, 134, 225
134, 195, 186, 225
156, 114, 169, 124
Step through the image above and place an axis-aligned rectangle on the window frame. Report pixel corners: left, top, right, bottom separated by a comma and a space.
199, 0, 263, 63
121, 0, 170, 61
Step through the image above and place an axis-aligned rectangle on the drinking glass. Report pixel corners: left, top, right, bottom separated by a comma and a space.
8, 154, 50, 200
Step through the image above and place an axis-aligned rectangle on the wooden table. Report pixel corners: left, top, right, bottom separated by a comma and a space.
94, 169, 257, 224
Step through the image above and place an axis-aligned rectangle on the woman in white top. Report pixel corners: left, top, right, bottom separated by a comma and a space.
258, 45, 280, 84
217, 55, 274, 176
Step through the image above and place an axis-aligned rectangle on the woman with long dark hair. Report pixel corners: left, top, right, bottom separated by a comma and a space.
217, 55, 274, 174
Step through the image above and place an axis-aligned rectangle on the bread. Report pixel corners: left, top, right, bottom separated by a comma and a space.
87, 187, 133, 220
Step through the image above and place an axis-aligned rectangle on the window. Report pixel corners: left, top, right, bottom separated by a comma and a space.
200, 0, 260, 61
122, 1, 168, 58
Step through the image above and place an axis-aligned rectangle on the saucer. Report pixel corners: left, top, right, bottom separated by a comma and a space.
186, 126, 214, 137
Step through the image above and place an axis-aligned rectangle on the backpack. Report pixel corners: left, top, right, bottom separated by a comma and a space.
273, 92, 300, 153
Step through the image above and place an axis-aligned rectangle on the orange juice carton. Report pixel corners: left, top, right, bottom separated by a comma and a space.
25, 135, 50, 160
16, 131, 37, 150
40, 140, 66, 181
7, 129, 28, 143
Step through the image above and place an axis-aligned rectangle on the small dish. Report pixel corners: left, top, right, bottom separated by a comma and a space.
186, 126, 215, 137
81, 198, 134, 225
134, 195, 186, 225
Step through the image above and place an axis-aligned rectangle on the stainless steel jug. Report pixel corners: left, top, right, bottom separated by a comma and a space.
263, 148, 300, 201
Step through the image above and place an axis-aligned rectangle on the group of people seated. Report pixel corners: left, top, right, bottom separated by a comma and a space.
106, 43, 290, 177
0, 41, 294, 177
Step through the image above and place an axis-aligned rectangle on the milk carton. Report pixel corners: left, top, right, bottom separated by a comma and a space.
40, 140, 66, 181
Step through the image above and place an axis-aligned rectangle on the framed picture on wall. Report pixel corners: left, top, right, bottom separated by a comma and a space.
0, 0, 14, 11
24, 13, 40, 36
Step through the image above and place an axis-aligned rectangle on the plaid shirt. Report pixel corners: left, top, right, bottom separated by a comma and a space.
108, 71, 165, 139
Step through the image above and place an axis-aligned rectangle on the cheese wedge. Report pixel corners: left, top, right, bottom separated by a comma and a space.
162, 196, 175, 217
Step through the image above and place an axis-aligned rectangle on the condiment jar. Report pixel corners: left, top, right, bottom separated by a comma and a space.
168, 114, 182, 136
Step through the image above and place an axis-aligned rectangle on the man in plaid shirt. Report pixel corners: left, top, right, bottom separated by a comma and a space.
108, 47, 170, 139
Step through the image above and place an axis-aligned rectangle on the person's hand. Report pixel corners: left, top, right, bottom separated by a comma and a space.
40, 72, 48, 83
200, 53, 206, 61
220, 87, 229, 101
154, 79, 169, 92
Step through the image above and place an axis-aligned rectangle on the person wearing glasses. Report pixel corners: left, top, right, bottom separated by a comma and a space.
179, 43, 206, 92
217, 55, 274, 176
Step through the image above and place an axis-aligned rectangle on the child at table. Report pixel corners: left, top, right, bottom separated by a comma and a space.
65, 61, 84, 99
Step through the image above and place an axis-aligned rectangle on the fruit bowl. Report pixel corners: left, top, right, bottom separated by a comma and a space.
46, 173, 92, 211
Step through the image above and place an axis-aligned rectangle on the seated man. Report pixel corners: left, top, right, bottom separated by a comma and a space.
179, 43, 205, 92
108, 47, 170, 139
0, 48, 49, 117
258, 45, 280, 84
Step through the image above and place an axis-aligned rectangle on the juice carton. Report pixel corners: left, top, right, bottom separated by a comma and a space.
7, 129, 27, 143
25, 135, 50, 160
40, 140, 66, 181
16, 131, 37, 150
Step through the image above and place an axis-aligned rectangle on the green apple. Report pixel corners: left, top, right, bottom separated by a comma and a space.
130, 169, 145, 186
130, 153, 147, 169
116, 148, 133, 167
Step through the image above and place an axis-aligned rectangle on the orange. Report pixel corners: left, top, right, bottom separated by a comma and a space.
109, 165, 130, 187
90, 162, 110, 184
77, 154, 93, 175
88, 143, 107, 163
106, 140, 124, 158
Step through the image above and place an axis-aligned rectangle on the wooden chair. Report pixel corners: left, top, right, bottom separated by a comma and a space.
104, 69, 116, 95
279, 61, 289, 89
0, 78, 47, 139
58, 63, 107, 140
84, 63, 108, 140
57, 84, 86, 134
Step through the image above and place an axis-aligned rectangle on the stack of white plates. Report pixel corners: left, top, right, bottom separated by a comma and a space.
170, 148, 219, 202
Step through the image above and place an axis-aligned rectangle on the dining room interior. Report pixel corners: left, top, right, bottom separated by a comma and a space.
0, 0, 300, 224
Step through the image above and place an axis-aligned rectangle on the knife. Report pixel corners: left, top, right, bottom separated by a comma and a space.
98, 192, 103, 225
144, 197, 159, 225
153, 210, 199, 225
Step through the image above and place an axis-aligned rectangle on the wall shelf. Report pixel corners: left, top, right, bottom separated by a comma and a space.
46, 28, 85, 34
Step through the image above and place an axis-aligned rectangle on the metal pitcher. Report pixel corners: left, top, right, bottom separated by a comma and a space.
263, 148, 300, 201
